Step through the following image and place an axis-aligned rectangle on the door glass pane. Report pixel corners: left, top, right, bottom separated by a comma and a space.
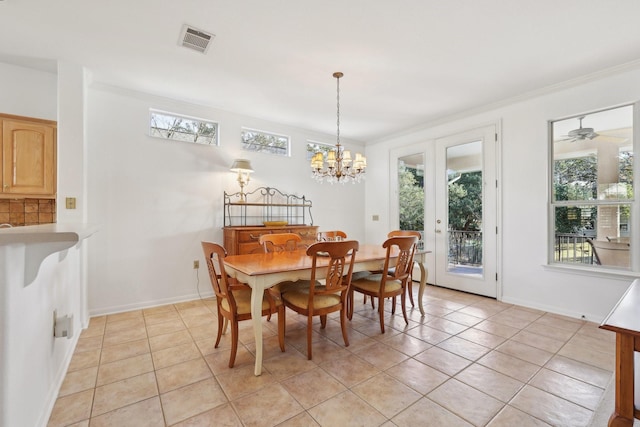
446, 140, 483, 276
551, 105, 633, 269
398, 154, 424, 248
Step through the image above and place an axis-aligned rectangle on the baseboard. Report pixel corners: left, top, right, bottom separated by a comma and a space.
89, 290, 215, 317
500, 295, 604, 323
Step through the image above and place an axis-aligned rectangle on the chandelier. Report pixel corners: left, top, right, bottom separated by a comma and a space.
310, 72, 366, 184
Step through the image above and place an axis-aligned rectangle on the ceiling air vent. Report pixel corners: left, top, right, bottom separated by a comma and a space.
179, 25, 214, 54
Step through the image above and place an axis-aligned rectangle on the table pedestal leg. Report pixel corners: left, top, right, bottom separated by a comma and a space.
251, 281, 265, 376
417, 261, 427, 316
608, 333, 635, 426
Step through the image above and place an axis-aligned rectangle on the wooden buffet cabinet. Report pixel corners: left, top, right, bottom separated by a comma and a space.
1, 113, 57, 199
223, 187, 317, 255
223, 225, 319, 255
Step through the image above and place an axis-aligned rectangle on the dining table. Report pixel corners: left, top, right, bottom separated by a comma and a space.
223, 243, 430, 375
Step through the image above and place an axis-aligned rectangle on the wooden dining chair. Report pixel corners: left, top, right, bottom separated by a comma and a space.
258, 232, 303, 252
281, 240, 359, 360
317, 230, 347, 241
201, 242, 284, 368
387, 230, 422, 306
348, 235, 417, 333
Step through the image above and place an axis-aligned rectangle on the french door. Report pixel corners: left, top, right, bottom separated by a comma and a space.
434, 125, 498, 298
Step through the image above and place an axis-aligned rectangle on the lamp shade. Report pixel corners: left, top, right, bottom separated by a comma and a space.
230, 159, 254, 173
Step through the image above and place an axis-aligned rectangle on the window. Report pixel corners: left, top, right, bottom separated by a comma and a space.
306, 141, 334, 161
550, 104, 634, 270
149, 110, 218, 145
241, 128, 290, 156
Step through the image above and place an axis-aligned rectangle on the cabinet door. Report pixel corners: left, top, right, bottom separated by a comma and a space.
2, 119, 56, 196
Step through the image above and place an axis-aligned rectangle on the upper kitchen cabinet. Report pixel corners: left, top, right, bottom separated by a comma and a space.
1, 114, 57, 198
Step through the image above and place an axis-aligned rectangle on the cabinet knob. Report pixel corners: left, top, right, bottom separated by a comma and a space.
3, 184, 8, 190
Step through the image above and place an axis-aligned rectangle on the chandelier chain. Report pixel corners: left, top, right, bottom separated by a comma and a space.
336, 74, 340, 148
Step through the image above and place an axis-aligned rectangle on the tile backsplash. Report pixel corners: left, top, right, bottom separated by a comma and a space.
0, 199, 56, 227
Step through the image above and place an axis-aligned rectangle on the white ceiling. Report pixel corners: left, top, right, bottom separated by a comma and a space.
2, 0, 640, 143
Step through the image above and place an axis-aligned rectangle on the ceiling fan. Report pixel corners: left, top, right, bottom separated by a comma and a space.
561, 116, 599, 142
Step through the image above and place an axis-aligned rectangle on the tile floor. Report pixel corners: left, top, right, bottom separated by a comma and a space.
47, 284, 615, 427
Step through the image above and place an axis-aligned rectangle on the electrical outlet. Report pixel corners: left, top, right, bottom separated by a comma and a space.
193, 260, 199, 269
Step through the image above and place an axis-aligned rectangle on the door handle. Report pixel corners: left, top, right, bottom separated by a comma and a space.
435, 229, 442, 233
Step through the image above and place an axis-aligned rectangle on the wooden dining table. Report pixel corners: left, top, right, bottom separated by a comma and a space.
224, 243, 430, 375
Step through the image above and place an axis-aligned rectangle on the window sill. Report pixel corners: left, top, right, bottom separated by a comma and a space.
543, 263, 640, 281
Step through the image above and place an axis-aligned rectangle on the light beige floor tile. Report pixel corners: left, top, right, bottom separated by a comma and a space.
487, 405, 552, 426
392, 397, 473, 427
106, 310, 143, 323
194, 336, 228, 356
307, 390, 387, 427
457, 328, 506, 349
146, 318, 187, 338
58, 366, 98, 397
160, 378, 227, 425
80, 319, 106, 339
565, 332, 615, 356
427, 317, 470, 334
155, 357, 212, 394
66, 421, 90, 427
352, 373, 422, 418
510, 385, 593, 427
500, 307, 544, 323
152, 341, 201, 369
68, 349, 101, 372
148, 329, 194, 352
510, 330, 565, 353
443, 311, 484, 327
75, 336, 103, 353
532, 314, 583, 332
92, 372, 158, 417
473, 320, 520, 339
89, 396, 164, 427
420, 303, 456, 317
353, 342, 409, 370
143, 309, 182, 326
545, 355, 612, 388
177, 305, 212, 317
524, 321, 576, 342
47, 389, 94, 427
386, 357, 449, 394
414, 346, 471, 376
529, 368, 604, 410
458, 305, 504, 319
488, 312, 533, 329
321, 353, 380, 387
281, 367, 347, 409
181, 313, 217, 329
171, 403, 243, 427
437, 336, 491, 361
102, 326, 148, 347
96, 353, 154, 386
277, 411, 321, 427
215, 363, 277, 400
405, 324, 452, 345
142, 303, 176, 316
577, 322, 615, 342
428, 379, 504, 426
496, 340, 553, 366
232, 383, 304, 427
188, 323, 219, 341
380, 332, 432, 356
100, 338, 149, 364
455, 363, 524, 402
558, 341, 614, 371
262, 350, 316, 380
105, 317, 146, 333
477, 351, 541, 383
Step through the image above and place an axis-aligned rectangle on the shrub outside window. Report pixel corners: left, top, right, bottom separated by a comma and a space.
306, 141, 334, 161
149, 110, 218, 145
241, 128, 290, 156
550, 104, 634, 270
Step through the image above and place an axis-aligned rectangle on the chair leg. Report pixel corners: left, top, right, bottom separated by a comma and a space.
215, 313, 224, 348
320, 314, 327, 329
340, 308, 350, 347
401, 288, 409, 325
378, 295, 386, 333
278, 306, 285, 352
229, 320, 239, 368
407, 276, 415, 307
306, 316, 313, 360
391, 296, 396, 314
347, 289, 354, 320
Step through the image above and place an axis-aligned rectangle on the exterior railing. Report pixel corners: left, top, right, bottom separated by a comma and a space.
554, 233, 594, 265
449, 230, 482, 266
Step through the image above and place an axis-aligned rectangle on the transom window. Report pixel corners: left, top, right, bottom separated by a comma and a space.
306, 141, 334, 161
241, 128, 290, 156
550, 104, 635, 270
149, 110, 218, 145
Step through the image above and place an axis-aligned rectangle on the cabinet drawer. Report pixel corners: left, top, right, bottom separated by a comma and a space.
237, 230, 270, 243
238, 242, 263, 254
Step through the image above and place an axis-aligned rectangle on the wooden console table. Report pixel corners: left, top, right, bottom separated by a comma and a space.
600, 279, 640, 427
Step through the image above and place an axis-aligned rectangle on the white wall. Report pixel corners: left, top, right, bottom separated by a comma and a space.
365, 66, 640, 322
0, 62, 88, 427
85, 84, 366, 315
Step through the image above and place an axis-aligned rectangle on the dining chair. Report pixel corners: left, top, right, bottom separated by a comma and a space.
317, 230, 347, 241
201, 241, 284, 368
348, 235, 418, 333
281, 240, 359, 360
387, 230, 422, 306
259, 232, 303, 252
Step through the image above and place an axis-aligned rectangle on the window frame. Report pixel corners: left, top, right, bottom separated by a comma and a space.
241, 127, 290, 157
149, 109, 219, 146
548, 102, 638, 273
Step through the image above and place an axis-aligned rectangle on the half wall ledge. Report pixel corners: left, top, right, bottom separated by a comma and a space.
0, 223, 99, 285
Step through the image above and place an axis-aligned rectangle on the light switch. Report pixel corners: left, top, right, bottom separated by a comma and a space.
372, 215, 379, 221
65, 197, 76, 209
